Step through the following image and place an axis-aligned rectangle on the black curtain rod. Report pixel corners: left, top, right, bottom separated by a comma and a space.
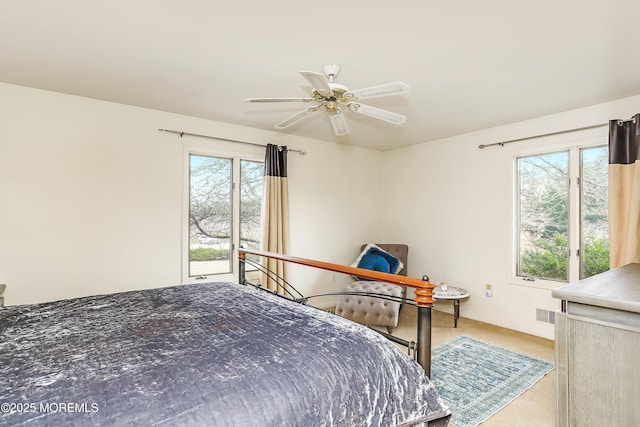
478, 123, 609, 149
477, 117, 638, 149
158, 128, 307, 155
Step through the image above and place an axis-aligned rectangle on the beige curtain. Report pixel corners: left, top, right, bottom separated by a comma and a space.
260, 144, 290, 292
608, 114, 640, 268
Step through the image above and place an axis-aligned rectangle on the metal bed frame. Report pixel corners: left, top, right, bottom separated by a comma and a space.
238, 248, 437, 376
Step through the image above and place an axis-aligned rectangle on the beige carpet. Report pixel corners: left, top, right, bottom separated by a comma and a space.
389, 307, 556, 427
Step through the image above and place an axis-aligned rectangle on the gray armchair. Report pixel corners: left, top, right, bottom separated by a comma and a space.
335, 244, 408, 333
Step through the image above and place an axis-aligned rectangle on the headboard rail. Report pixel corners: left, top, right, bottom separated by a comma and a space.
238, 248, 436, 376
238, 249, 436, 306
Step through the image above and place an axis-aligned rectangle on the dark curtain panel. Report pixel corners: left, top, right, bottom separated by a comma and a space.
608, 114, 640, 268
260, 144, 290, 291
264, 144, 288, 178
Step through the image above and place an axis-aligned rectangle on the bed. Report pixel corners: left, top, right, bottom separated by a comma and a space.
0, 256, 450, 426
239, 249, 439, 376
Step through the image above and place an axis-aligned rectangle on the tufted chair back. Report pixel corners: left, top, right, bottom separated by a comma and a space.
334, 244, 409, 333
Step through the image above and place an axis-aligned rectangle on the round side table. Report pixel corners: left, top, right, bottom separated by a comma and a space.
433, 285, 470, 328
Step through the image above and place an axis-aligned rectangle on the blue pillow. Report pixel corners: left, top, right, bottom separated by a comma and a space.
351, 243, 404, 280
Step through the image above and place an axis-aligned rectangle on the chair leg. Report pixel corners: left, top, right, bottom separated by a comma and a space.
387, 326, 395, 334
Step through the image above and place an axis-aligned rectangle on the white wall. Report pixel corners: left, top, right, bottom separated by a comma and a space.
4, 81, 639, 340
0, 82, 384, 305
383, 94, 640, 339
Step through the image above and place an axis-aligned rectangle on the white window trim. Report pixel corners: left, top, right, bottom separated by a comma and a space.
181, 142, 263, 284
506, 129, 607, 290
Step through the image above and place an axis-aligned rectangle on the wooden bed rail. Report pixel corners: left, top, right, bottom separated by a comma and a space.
238, 248, 437, 376
238, 248, 436, 306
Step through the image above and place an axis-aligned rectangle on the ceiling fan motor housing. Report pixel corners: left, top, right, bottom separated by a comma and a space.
311, 86, 354, 113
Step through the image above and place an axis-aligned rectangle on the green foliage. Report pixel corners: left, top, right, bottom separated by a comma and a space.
538, 187, 568, 238
582, 237, 610, 278
520, 235, 610, 281
520, 232, 568, 281
189, 247, 229, 262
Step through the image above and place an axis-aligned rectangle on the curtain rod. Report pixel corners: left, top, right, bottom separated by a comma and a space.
477, 123, 610, 149
158, 128, 307, 155
477, 117, 637, 149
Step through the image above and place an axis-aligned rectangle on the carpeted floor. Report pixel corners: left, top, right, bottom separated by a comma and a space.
390, 307, 556, 427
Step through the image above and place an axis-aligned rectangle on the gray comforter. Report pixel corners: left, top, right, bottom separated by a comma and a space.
0, 282, 450, 426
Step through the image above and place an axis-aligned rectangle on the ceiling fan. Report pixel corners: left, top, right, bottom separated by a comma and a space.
244, 64, 409, 136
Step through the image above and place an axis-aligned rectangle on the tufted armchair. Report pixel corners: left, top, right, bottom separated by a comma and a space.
334, 244, 408, 333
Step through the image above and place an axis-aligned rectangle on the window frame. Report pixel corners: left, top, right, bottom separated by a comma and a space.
508, 132, 608, 290
182, 143, 263, 284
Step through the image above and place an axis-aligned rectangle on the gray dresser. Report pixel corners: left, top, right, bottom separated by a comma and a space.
552, 263, 640, 426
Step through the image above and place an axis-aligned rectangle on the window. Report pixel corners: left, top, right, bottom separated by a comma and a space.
579, 146, 610, 279
186, 152, 263, 281
514, 143, 609, 284
239, 159, 264, 268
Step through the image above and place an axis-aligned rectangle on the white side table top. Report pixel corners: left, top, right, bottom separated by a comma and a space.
434, 285, 469, 300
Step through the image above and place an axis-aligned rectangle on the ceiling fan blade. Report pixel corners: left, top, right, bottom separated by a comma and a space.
300, 71, 333, 97
349, 103, 407, 125
244, 97, 314, 103
274, 108, 315, 129
329, 112, 349, 136
345, 82, 409, 100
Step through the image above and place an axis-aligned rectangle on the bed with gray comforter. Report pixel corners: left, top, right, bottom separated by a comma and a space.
0, 282, 450, 426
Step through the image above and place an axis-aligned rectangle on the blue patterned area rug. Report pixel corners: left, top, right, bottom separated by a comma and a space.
430, 335, 554, 427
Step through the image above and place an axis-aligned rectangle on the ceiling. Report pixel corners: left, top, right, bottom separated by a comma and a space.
2, 1, 640, 151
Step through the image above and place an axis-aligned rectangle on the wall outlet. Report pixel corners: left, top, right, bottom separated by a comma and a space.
485, 284, 493, 297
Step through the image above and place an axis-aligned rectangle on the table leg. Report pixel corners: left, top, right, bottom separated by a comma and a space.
453, 299, 460, 328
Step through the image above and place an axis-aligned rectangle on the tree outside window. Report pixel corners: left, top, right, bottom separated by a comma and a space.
516, 145, 608, 282
188, 154, 263, 278
580, 146, 609, 279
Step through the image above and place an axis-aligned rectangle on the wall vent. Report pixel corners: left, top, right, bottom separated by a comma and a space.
536, 308, 555, 324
